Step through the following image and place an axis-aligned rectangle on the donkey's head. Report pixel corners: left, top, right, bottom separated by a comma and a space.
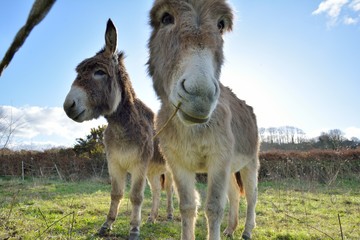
148, 0, 233, 124
64, 19, 122, 122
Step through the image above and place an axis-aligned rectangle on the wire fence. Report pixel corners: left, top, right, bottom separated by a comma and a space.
1, 148, 359, 183
0, 149, 108, 181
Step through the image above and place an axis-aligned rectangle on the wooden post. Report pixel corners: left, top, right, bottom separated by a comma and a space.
22, 161, 24, 181
54, 164, 63, 180
39, 167, 44, 178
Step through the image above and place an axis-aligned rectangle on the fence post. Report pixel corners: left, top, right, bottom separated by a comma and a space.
54, 164, 63, 180
39, 167, 44, 178
22, 161, 24, 181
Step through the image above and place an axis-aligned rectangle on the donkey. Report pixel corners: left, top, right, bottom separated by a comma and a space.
63, 19, 173, 239
147, 0, 260, 239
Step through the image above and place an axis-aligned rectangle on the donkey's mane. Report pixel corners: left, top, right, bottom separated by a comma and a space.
105, 50, 154, 150
116, 51, 137, 102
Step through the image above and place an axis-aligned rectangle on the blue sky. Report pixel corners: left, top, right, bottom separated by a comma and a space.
1, 0, 360, 149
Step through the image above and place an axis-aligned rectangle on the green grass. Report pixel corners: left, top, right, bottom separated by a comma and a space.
0, 177, 359, 239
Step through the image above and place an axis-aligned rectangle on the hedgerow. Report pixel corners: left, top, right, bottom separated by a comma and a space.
1, 148, 359, 183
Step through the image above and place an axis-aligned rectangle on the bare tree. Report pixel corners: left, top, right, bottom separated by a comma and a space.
259, 127, 266, 143
287, 126, 296, 144
277, 127, 284, 144
283, 126, 290, 144
318, 132, 331, 149
267, 127, 277, 144
295, 128, 306, 143
328, 129, 345, 149
0, 107, 25, 149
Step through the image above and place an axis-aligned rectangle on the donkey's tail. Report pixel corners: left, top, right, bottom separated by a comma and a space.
235, 171, 245, 196
160, 174, 165, 190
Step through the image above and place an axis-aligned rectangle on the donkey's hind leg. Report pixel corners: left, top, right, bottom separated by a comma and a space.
164, 171, 174, 220
98, 166, 127, 236
240, 159, 259, 240
146, 173, 162, 223
128, 166, 147, 239
223, 173, 240, 237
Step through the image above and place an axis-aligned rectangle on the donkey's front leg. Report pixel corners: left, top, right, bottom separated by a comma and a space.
240, 160, 259, 240
172, 165, 198, 240
129, 167, 147, 240
99, 167, 127, 236
206, 164, 231, 240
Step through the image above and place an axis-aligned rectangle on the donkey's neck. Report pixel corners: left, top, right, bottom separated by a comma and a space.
105, 71, 136, 124
104, 64, 144, 141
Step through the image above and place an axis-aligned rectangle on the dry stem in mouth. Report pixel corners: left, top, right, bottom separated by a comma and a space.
152, 102, 182, 140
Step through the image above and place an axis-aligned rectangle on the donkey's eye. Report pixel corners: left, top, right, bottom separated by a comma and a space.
94, 69, 106, 76
161, 12, 174, 25
217, 19, 225, 32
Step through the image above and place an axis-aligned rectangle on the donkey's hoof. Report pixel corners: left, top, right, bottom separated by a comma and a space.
97, 225, 111, 236
129, 227, 140, 240
167, 213, 174, 221
242, 233, 251, 240
147, 216, 156, 224
223, 228, 234, 238
146, 214, 156, 223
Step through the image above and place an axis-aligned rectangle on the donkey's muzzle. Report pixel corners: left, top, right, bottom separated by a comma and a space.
63, 98, 85, 122
174, 77, 219, 124
63, 86, 89, 122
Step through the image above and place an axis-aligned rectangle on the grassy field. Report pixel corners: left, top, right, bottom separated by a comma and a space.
0, 177, 359, 240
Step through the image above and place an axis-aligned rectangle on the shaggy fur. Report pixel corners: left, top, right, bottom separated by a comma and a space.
63, 19, 173, 240
147, 1, 260, 239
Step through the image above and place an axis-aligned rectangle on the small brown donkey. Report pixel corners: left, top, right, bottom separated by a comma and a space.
148, 0, 260, 239
63, 19, 173, 239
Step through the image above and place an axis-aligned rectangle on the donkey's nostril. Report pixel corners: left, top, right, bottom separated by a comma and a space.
213, 82, 219, 96
70, 100, 76, 108
181, 79, 190, 94
63, 98, 76, 113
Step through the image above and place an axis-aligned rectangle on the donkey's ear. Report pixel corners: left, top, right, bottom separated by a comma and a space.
105, 19, 117, 55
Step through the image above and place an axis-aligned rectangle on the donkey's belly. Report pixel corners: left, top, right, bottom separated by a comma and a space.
106, 144, 144, 172
170, 151, 253, 173
164, 136, 229, 173
230, 153, 254, 172
163, 132, 255, 174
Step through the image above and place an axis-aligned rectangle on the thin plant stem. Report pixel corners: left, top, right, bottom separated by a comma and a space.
285, 213, 335, 240
338, 213, 344, 240
68, 211, 76, 239
5, 189, 20, 225
152, 102, 181, 140
36, 211, 75, 239
38, 207, 49, 227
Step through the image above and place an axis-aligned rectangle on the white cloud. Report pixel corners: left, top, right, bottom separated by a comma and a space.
0, 105, 106, 149
344, 127, 360, 139
343, 16, 358, 24
350, 0, 360, 11
313, 0, 360, 26
312, 0, 348, 18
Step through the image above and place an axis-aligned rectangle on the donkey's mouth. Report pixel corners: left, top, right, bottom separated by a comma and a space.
73, 110, 86, 122
178, 109, 209, 124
